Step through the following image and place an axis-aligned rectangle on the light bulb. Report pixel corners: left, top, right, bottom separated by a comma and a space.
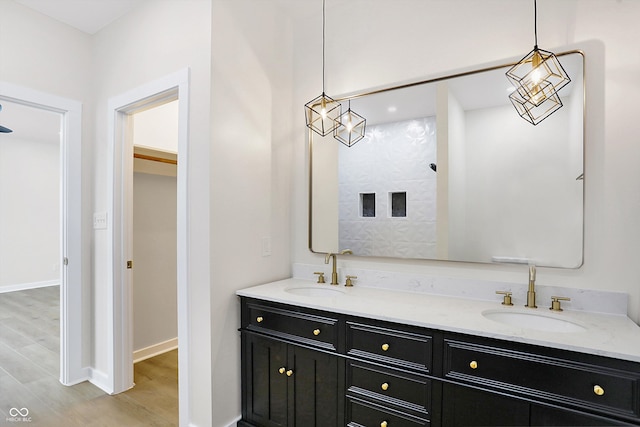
531, 68, 542, 85
321, 108, 327, 119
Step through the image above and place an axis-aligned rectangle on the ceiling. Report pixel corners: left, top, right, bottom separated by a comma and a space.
14, 0, 146, 34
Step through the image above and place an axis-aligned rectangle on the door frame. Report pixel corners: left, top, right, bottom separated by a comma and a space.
106, 69, 190, 416
0, 81, 84, 385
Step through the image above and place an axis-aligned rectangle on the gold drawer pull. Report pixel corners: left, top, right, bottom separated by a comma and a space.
286, 369, 294, 377
381, 421, 388, 427
381, 382, 389, 391
313, 329, 321, 336
470, 360, 478, 369
593, 385, 605, 396
256, 316, 264, 323
278, 367, 286, 374
381, 343, 390, 351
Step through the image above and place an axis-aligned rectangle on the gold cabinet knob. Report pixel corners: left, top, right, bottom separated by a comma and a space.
286, 369, 294, 377
381, 382, 389, 391
593, 385, 605, 396
278, 367, 285, 374
313, 329, 321, 336
381, 343, 390, 351
381, 421, 388, 427
470, 360, 478, 369
256, 316, 264, 323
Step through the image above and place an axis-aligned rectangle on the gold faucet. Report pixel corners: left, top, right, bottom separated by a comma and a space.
324, 249, 353, 285
525, 265, 537, 308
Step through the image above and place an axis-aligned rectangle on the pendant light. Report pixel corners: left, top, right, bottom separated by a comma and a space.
506, 0, 570, 125
334, 99, 366, 147
0, 104, 13, 133
304, 0, 341, 137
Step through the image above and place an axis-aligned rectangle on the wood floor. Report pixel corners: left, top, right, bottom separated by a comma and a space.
0, 286, 178, 426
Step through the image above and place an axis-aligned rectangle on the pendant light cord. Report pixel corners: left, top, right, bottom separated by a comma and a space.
533, 0, 538, 47
322, 0, 326, 94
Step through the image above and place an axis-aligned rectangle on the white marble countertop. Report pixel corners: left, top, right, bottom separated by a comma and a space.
237, 278, 640, 364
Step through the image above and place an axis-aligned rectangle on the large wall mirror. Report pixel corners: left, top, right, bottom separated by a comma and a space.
310, 51, 584, 268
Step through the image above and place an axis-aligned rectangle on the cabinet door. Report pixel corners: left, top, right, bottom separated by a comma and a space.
442, 383, 529, 426
289, 345, 343, 427
531, 404, 628, 426
243, 334, 289, 427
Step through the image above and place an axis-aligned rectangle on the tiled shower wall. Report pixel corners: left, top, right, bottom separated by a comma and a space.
338, 117, 437, 258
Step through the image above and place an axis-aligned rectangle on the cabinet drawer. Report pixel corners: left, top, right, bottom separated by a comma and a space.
246, 301, 339, 351
444, 336, 640, 422
347, 396, 430, 427
347, 320, 432, 373
348, 361, 431, 414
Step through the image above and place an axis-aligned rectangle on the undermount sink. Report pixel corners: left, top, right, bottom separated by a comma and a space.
285, 286, 345, 297
482, 309, 587, 333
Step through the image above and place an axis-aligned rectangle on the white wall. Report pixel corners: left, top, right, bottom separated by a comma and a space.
464, 102, 581, 267
291, 1, 640, 323
446, 90, 467, 261
132, 171, 177, 352
0, 103, 60, 289
133, 100, 179, 153
210, 2, 294, 424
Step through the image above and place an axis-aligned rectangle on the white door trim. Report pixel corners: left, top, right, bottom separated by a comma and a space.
0, 81, 85, 385
106, 69, 190, 423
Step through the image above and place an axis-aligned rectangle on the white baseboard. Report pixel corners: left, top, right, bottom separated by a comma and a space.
224, 416, 242, 427
133, 337, 178, 363
88, 367, 113, 394
59, 367, 91, 387
0, 280, 59, 293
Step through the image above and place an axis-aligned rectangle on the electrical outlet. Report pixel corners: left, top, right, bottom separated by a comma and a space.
261, 237, 272, 257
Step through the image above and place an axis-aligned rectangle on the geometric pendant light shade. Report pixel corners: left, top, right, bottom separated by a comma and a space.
304, 0, 341, 137
505, 0, 570, 125
506, 46, 571, 107
333, 99, 366, 147
305, 92, 342, 137
508, 87, 563, 125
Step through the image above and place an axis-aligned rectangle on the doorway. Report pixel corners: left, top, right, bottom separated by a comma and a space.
0, 100, 62, 390
106, 69, 189, 425
0, 82, 83, 386
131, 100, 178, 362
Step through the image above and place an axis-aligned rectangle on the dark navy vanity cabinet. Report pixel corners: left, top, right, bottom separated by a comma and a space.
239, 297, 640, 426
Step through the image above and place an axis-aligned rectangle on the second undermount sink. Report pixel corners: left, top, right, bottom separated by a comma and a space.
482, 309, 587, 333
285, 286, 345, 298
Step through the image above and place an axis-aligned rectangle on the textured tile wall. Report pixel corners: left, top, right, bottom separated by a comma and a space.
338, 117, 437, 258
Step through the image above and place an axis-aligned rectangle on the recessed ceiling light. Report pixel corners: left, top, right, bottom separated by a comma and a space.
387, 106, 397, 113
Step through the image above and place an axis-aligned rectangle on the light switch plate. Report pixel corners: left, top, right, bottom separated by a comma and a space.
93, 212, 107, 229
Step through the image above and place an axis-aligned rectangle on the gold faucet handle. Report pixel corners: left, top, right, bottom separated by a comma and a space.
495, 290, 513, 306
345, 275, 357, 287
314, 272, 326, 283
550, 296, 571, 312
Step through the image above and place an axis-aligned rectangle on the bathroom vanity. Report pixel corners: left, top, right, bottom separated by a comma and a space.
237, 279, 640, 427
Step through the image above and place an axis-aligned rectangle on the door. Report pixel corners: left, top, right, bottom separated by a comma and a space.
289, 345, 342, 427
243, 334, 288, 427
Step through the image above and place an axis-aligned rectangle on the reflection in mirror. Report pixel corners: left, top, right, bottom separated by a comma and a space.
310, 51, 584, 268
